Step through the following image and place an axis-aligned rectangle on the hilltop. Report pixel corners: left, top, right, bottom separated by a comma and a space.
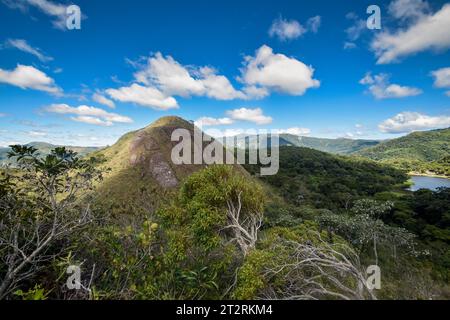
91, 116, 248, 215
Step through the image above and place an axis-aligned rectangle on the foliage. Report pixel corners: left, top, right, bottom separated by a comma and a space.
149, 165, 266, 299
14, 284, 49, 300
172, 165, 264, 251
231, 249, 274, 300
317, 200, 415, 264
244, 146, 407, 211
351, 199, 394, 219
0, 145, 105, 299
78, 164, 266, 300
233, 224, 376, 300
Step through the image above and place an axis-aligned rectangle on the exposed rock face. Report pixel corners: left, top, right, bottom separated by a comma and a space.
129, 132, 158, 165
129, 130, 179, 188
147, 152, 179, 188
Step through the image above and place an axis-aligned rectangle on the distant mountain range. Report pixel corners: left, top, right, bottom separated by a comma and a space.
0, 142, 100, 167
218, 128, 449, 177
2, 126, 449, 176
230, 134, 380, 155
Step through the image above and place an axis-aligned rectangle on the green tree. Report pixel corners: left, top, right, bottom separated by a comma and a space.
0, 146, 104, 299
155, 165, 266, 299
317, 200, 415, 265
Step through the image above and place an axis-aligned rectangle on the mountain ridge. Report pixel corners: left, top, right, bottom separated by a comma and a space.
225, 133, 381, 155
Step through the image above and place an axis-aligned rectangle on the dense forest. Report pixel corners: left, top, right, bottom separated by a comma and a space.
244, 146, 408, 211
0, 118, 449, 300
246, 147, 450, 295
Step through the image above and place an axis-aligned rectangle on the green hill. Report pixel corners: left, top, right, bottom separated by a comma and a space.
244, 146, 407, 211
91, 116, 247, 215
355, 128, 450, 176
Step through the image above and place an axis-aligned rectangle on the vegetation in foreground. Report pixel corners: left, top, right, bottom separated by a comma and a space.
1, 143, 449, 300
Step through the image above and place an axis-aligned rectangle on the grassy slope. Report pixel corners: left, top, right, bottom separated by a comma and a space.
91, 116, 249, 215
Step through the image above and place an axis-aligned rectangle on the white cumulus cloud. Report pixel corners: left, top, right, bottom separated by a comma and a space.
135, 52, 204, 97
431, 67, 450, 96
133, 52, 244, 100
242, 85, 270, 100
269, 16, 321, 41
92, 92, 115, 109
431, 67, 450, 89
226, 107, 272, 125
388, 0, 430, 22
372, 3, 450, 64
240, 45, 320, 97
44, 104, 133, 126
106, 84, 178, 110
359, 72, 422, 99
198, 67, 246, 100
379, 111, 450, 133
0, 64, 62, 95
106, 46, 320, 107
269, 17, 306, 41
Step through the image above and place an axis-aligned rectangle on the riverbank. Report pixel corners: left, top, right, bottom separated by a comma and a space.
408, 171, 450, 179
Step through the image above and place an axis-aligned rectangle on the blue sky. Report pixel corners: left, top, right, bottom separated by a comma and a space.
1, 0, 450, 146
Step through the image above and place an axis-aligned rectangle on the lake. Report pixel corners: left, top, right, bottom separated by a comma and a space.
409, 175, 450, 191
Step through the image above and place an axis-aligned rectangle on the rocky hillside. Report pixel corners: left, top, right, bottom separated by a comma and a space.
92, 116, 245, 214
